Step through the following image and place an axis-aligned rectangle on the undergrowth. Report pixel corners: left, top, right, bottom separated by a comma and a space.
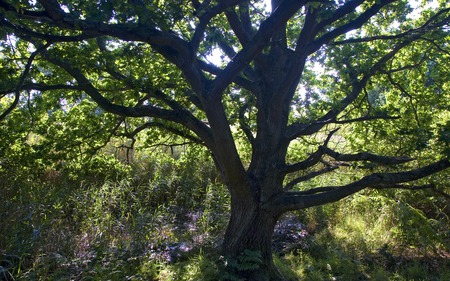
1, 149, 449, 280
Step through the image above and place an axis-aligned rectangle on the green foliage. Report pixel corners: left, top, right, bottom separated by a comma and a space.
65, 154, 132, 182
276, 189, 450, 281
437, 120, 450, 157
221, 250, 264, 281
1, 1, 450, 279
0, 145, 231, 280
1, 147, 449, 280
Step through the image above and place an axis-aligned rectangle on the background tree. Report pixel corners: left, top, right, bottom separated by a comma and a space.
1, 0, 449, 279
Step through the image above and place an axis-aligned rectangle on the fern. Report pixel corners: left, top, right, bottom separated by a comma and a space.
220, 250, 263, 280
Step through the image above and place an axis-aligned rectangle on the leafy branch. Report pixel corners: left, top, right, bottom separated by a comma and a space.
0, 42, 51, 121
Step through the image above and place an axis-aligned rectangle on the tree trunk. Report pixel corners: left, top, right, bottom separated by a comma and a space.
221, 198, 286, 281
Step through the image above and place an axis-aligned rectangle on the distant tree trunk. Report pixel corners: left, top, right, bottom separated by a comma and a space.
222, 195, 286, 281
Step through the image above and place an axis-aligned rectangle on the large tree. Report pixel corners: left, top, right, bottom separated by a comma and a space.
1, 0, 449, 279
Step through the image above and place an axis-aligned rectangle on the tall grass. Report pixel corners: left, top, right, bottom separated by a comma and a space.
1, 149, 449, 280
1, 148, 229, 280
276, 189, 450, 280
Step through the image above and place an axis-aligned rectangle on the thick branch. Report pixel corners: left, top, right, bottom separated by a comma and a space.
94, 41, 203, 117
25, 0, 207, 94
207, 0, 306, 99
0, 17, 97, 42
43, 54, 169, 117
41, 51, 214, 148
307, 0, 397, 53
283, 128, 338, 174
373, 183, 434, 190
284, 149, 324, 174
315, 0, 366, 31
191, 0, 246, 51
198, 60, 259, 93
295, 4, 319, 52
0, 83, 82, 95
121, 121, 204, 145
225, 6, 252, 46
266, 159, 450, 213
373, 184, 450, 199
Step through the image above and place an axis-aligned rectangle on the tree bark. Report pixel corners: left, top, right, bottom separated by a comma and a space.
222, 196, 286, 281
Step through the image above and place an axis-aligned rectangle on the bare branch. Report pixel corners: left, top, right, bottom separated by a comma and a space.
121, 121, 204, 144
238, 104, 255, 146
0, 93, 20, 122
307, 0, 397, 53
430, 188, 450, 200
265, 159, 450, 213
372, 184, 450, 200
332, 8, 450, 45
42, 53, 169, 117
284, 165, 339, 191
419, 37, 450, 55
283, 128, 339, 174
0, 83, 82, 96
315, 0, 365, 31
321, 146, 414, 165
197, 60, 259, 93
384, 72, 421, 126
0, 0, 48, 19
308, 0, 395, 53
333, 115, 400, 124
372, 183, 434, 190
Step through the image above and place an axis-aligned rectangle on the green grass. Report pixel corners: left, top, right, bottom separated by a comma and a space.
1, 152, 449, 280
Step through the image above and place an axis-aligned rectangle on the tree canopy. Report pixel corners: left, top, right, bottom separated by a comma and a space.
1, 0, 449, 279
